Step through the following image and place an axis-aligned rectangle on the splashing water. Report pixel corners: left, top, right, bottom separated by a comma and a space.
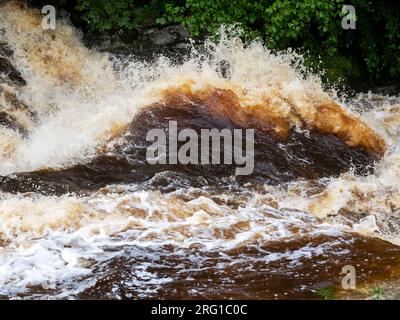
1, 1, 400, 299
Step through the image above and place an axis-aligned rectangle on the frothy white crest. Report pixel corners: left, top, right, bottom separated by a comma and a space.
0, 187, 347, 296
0, 4, 335, 174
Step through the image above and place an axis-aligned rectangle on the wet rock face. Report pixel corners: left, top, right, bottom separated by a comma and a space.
84, 24, 190, 53
140, 25, 189, 47
374, 84, 400, 96
0, 110, 27, 134
0, 89, 381, 196
0, 41, 13, 57
0, 39, 35, 136
120, 95, 380, 184
0, 56, 26, 86
0, 41, 26, 86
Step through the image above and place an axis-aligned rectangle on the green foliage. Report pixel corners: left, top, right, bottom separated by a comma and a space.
262, 0, 346, 83
264, 0, 343, 52
314, 286, 336, 300
76, 0, 135, 31
159, 0, 400, 84
75, 0, 169, 31
162, 0, 271, 39
41, 0, 400, 84
161, 0, 345, 69
352, 0, 400, 80
372, 287, 384, 300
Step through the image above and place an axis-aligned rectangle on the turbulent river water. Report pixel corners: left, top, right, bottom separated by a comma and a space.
1, 1, 400, 299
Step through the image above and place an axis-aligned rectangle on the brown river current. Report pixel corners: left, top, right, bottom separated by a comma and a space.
1, 1, 400, 299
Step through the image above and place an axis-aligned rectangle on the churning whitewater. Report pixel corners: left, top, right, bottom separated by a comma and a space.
1, 1, 400, 299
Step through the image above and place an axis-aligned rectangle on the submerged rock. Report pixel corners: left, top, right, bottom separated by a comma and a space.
0, 56, 26, 86
0, 41, 13, 57
0, 40, 34, 136
1, 87, 386, 195
0, 40, 26, 86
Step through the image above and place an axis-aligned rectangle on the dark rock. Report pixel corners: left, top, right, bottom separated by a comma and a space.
83, 30, 126, 52
0, 111, 28, 135
0, 41, 36, 136
9, 90, 381, 195
374, 84, 400, 96
85, 24, 190, 52
140, 25, 189, 47
0, 41, 13, 58
0, 56, 26, 86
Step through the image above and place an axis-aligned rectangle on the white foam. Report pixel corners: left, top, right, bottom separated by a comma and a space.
0, 2, 400, 298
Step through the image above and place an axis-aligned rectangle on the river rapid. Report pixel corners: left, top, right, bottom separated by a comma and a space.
1, 1, 400, 299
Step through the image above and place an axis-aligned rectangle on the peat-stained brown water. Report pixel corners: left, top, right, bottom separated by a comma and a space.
1, 1, 400, 300
77, 237, 400, 300
7, 235, 400, 300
